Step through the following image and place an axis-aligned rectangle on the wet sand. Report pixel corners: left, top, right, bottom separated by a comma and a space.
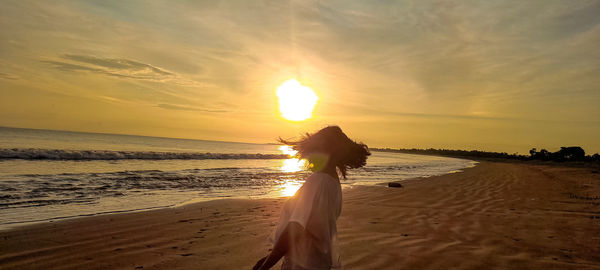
1, 161, 599, 269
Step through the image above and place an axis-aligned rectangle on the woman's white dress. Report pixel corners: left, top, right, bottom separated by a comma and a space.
270, 172, 342, 270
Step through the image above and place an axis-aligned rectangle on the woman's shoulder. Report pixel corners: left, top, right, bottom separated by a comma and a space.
304, 173, 339, 192
307, 172, 337, 183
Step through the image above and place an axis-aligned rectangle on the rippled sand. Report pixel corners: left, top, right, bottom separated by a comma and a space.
1, 161, 599, 269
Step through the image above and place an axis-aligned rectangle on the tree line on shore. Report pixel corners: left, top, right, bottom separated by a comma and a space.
371, 146, 600, 163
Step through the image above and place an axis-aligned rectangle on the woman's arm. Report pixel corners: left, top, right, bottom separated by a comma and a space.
255, 221, 304, 270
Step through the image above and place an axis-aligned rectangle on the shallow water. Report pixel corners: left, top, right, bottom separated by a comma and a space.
0, 127, 476, 229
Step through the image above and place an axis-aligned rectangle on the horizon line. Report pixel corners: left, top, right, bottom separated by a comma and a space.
0, 125, 278, 146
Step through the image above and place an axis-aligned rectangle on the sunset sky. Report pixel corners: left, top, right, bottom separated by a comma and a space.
1, 0, 599, 154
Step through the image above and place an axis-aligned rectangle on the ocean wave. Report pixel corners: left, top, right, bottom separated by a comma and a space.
0, 168, 308, 210
0, 148, 288, 161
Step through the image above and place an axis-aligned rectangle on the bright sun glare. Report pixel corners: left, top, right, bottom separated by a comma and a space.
276, 145, 305, 196
278, 145, 306, 173
276, 79, 319, 121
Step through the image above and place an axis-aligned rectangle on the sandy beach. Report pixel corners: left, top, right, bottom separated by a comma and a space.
1, 161, 599, 269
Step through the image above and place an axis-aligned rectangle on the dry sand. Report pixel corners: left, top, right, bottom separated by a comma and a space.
1, 161, 599, 269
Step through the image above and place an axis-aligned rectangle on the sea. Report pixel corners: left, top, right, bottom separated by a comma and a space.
0, 127, 476, 230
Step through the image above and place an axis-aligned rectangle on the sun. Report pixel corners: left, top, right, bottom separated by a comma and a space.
276, 79, 319, 121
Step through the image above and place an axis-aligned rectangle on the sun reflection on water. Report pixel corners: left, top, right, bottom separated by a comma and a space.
278, 145, 306, 173
280, 158, 306, 173
275, 145, 306, 196
278, 145, 297, 156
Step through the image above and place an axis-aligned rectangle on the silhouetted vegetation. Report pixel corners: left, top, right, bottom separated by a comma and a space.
371, 146, 600, 163
528, 147, 587, 162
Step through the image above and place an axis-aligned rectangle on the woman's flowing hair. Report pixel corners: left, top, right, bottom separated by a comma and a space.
279, 126, 370, 179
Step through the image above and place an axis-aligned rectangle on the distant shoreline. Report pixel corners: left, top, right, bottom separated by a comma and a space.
371, 147, 600, 167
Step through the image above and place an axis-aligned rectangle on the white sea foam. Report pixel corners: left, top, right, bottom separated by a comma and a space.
0, 148, 288, 160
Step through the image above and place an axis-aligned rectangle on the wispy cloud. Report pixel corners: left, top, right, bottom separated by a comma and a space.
43, 60, 105, 73
44, 54, 174, 81
0, 72, 19, 80
156, 103, 229, 113
64, 54, 173, 75
41, 53, 211, 89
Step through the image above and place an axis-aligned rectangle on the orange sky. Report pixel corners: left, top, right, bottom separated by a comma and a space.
1, 1, 599, 154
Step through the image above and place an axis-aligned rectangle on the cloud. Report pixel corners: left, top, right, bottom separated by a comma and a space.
43, 60, 105, 73
156, 103, 229, 113
42, 54, 211, 88
43, 54, 174, 81
63, 54, 173, 76
0, 72, 19, 80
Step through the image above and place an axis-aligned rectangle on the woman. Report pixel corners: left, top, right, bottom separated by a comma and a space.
254, 126, 370, 270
